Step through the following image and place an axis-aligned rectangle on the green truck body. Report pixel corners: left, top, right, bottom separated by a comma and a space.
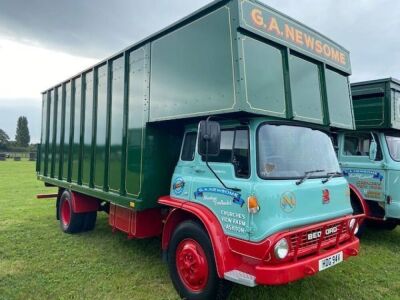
337, 78, 400, 226
37, 0, 354, 211
37, 1, 362, 297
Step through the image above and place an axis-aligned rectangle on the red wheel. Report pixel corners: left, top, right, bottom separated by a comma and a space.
168, 221, 232, 300
58, 191, 85, 234
176, 238, 209, 292
61, 197, 71, 226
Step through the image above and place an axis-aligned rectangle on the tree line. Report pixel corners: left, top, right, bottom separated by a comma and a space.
0, 116, 33, 151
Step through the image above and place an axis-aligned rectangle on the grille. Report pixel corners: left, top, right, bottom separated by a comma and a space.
288, 219, 351, 261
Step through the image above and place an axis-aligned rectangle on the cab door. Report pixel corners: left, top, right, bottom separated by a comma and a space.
189, 126, 253, 240
339, 131, 386, 204
170, 132, 197, 200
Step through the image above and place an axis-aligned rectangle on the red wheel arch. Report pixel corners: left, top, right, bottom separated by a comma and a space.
71, 192, 99, 213
349, 184, 371, 217
159, 196, 236, 278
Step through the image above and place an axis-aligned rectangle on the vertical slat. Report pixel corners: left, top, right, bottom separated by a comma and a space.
69, 79, 76, 182
59, 83, 66, 179
78, 74, 85, 185
51, 89, 57, 178
320, 64, 330, 126
90, 68, 98, 188
44, 92, 50, 176
120, 52, 130, 195
282, 48, 293, 119
104, 60, 112, 191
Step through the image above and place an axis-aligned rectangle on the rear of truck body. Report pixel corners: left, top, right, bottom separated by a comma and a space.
337, 78, 400, 228
37, 0, 362, 298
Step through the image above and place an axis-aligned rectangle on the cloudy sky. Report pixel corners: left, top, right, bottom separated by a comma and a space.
0, 0, 399, 143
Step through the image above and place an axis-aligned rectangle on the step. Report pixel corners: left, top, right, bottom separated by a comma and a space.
224, 270, 257, 287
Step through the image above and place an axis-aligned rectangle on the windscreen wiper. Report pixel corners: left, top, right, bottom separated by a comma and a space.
321, 171, 342, 184
296, 169, 325, 185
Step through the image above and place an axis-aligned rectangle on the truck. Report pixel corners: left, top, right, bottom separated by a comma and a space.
336, 78, 400, 231
37, 0, 363, 299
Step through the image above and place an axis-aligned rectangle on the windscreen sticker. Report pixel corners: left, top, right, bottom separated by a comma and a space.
194, 187, 245, 207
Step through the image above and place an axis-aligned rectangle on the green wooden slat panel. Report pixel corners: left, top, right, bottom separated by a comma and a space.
353, 97, 384, 128
150, 6, 236, 121
126, 48, 147, 196
54, 86, 63, 179
82, 71, 94, 186
94, 65, 107, 189
39, 94, 47, 175
62, 82, 71, 181
71, 78, 82, 182
48, 90, 55, 177
325, 68, 353, 129
109, 57, 124, 193
290, 54, 324, 124
242, 37, 286, 117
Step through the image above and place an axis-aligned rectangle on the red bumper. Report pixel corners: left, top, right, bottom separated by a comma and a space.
254, 238, 359, 285
226, 214, 363, 285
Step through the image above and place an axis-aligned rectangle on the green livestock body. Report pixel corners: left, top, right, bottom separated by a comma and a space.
37, 0, 354, 210
351, 78, 400, 130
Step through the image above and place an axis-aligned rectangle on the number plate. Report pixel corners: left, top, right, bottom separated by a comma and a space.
318, 251, 343, 271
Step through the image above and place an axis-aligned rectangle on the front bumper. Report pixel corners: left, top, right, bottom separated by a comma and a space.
254, 238, 358, 285
226, 214, 363, 286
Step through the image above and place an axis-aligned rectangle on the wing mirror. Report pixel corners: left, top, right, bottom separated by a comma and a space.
369, 140, 377, 161
198, 120, 220, 157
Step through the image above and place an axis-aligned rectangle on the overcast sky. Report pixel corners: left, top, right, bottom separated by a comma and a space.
0, 0, 399, 143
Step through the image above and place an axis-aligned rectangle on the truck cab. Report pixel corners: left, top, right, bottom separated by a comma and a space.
337, 78, 400, 229
161, 117, 362, 290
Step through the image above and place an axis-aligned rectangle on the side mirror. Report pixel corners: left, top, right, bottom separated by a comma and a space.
369, 141, 377, 161
198, 120, 220, 157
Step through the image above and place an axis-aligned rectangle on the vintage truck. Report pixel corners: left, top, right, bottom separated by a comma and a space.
336, 78, 400, 231
37, 0, 363, 299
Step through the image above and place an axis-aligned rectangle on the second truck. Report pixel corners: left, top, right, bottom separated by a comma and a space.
37, 0, 363, 299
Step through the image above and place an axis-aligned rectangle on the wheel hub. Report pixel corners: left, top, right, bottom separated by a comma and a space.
176, 238, 209, 291
61, 199, 71, 226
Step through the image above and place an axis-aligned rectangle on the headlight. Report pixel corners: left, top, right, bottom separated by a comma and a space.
274, 238, 289, 259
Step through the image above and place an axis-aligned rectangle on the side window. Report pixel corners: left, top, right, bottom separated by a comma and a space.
233, 129, 250, 178
181, 132, 197, 161
343, 133, 382, 160
202, 128, 250, 178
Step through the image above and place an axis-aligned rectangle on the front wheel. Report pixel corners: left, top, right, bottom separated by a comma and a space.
168, 220, 232, 300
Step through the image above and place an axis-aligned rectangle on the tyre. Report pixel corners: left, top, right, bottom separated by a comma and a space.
168, 220, 232, 300
58, 190, 85, 234
82, 211, 97, 231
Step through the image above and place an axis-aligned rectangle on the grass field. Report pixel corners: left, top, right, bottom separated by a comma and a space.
1, 160, 400, 300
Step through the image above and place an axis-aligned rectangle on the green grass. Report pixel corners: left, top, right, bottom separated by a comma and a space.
1, 160, 400, 299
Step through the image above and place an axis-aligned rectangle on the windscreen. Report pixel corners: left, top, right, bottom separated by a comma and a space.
385, 134, 400, 161
258, 124, 340, 178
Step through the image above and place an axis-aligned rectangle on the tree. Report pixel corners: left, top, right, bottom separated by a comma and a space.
0, 129, 10, 149
15, 116, 30, 147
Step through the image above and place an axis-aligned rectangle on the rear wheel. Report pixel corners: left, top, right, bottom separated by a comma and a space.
168, 220, 232, 300
58, 191, 97, 233
59, 191, 85, 233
